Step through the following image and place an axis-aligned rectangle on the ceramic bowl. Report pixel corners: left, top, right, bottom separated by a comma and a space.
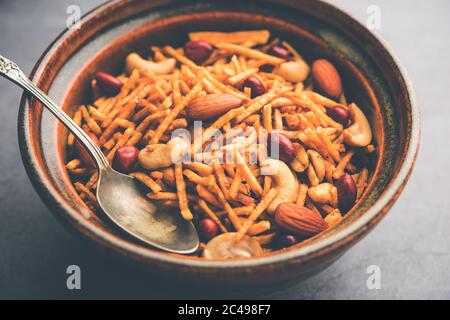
18, 0, 420, 290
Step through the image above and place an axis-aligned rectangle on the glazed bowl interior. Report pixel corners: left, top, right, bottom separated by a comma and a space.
19, 0, 418, 275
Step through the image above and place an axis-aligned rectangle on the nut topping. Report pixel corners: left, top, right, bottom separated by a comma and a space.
184, 40, 213, 64
275, 203, 328, 237
203, 233, 263, 259
186, 94, 242, 120
312, 59, 342, 99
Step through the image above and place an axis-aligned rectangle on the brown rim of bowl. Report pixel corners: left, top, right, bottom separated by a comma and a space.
18, 0, 420, 269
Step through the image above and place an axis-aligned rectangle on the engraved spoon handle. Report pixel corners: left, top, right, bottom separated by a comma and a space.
0, 55, 109, 169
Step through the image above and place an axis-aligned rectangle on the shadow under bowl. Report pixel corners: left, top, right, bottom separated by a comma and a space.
18, 0, 419, 291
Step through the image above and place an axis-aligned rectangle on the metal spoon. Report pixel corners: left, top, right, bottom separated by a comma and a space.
0, 55, 199, 254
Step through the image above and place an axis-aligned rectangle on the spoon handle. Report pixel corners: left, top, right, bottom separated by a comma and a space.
0, 55, 110, 170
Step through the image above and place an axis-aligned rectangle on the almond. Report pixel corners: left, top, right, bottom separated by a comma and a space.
186, 94, 242, 120
311, 59, 342, 99
275, 203, 328, 237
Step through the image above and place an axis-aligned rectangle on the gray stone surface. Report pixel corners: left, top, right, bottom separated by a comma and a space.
0, 0, 448, 299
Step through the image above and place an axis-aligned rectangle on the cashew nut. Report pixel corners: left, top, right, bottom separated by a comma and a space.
261, 159, 299, 214
138, 144, 173, 170
307, 150, 325, 182
138, 136, 190, 170
343, 103, 372, 147
275, 59, 310, 83
203, 233, 263, 259
308, 183, 338, 207
126, 53, 176, 75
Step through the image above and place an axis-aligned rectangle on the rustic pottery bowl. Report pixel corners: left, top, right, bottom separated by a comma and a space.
18, 0, 419, 291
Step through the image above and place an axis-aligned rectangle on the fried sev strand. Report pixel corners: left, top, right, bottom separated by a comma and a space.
89, 106, 106, 122
236, 91, 278, 123
212, 161, 230, 196
305, 91, 348, 110
66, 159, 81, 170
262, 104, 273, 132
247, 220, 271, 236
197, 199, 227, 233
223, 163, 236, 177
317, 127, 341, 162
231, 55, 242, 74
214, 43, 284, 65
235, 151, 263, 197
150, 84, 201, 145
147, 192, 178, 200
150, 171, 164, 180
171, 77, 182, 106
126, 131, 143, 146
235, 188, 277, 241
164, 45, 198, 69
136, 110, 170, 133
217, 205, 255, 217
68, 109, 82, 147
68, 168, 89, 176
262, 176, 272, 196
75, 182, 97, 204
183, 169, 210, 186
196, 184, 222, 208
333, 150, 355, 179
85, 171, 99, 190
130, 172, 162, 193
208, 178, 242, 231
192, 107, 245, 154
175, 163, 193, 220
106, 126, 134, 162
273, 109, 283, 130
80, 105, 102, 135
189, 30, 270, 45
228, 166, 242, 200
161, 167, 175, 186
202, 69, 247, 99
184, 162, 213, 177
228, 68, 258, 86
132, 103, 157, 122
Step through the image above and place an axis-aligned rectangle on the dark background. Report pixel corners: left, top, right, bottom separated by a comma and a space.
0, 0, 449, 299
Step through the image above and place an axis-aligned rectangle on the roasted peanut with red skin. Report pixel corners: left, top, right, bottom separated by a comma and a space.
95, 72, 123, 96
336, 173, 357, 212
112, 146, 139, 174
274, 233, 298, 249
184, 41, 213, 64
268, 46, 290, 59
74, 132, 100, 168
243, 76, 266, 98
268, 132, 296, 162
199, 218, 218, 241
327, 106, 350, 126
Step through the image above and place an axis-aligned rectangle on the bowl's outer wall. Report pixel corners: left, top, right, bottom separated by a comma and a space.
18, 0, 419, 289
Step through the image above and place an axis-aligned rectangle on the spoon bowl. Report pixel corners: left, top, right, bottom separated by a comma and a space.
97, 168, 199, 254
